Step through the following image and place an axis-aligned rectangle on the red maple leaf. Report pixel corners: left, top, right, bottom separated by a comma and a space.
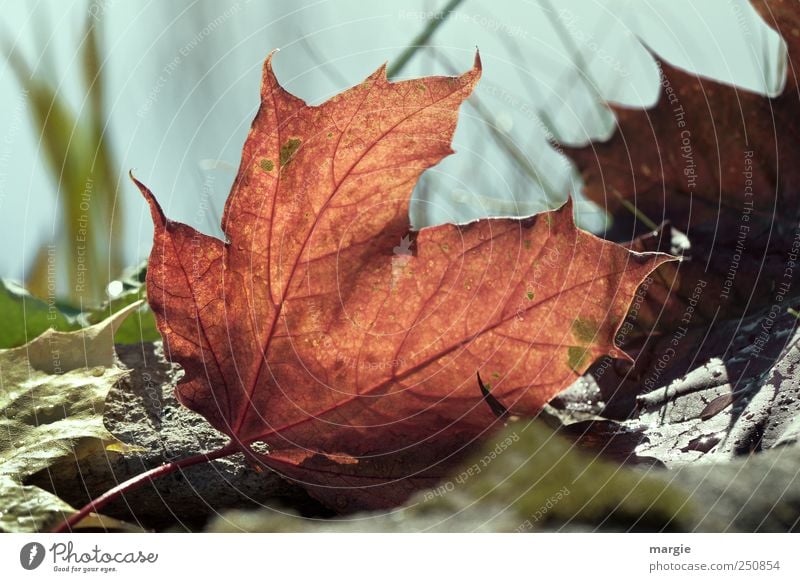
136, 52, 671, 510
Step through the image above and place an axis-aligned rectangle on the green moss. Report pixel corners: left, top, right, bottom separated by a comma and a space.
418, 421, 697, 532
208, 421, 702, 532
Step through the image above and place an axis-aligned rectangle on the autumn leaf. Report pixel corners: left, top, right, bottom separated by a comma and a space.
0, 264, 157, 349
0, 279, 79, 348
620, 223, 689, 337
564, 0, 797, 232
551, 295, 800, 469
0, 302, 139, 531
624, 220, 793, 335
562, 0, 800, 328
136, 51, 672, 511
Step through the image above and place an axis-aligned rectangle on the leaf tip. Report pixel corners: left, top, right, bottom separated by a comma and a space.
90, 299, 144, 338
478, 372, 509, 420
561, 192, 575, 212
459, 49, 482, 88
130, 170, 165, 227
608, 345, 634, 363
264, 48, 280, 69
473, 48, 482, 73
261, 48, 282, 95
646, 250, 681, 271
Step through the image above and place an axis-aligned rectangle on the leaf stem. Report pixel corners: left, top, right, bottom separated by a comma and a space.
51, 441, 241, 533
613, 188, 660, 232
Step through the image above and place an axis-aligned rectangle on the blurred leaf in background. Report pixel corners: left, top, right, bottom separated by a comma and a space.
0, 262, 157, 349
83, 261, 159, 345
5, 12, 123, 309
0, 279, 79, 348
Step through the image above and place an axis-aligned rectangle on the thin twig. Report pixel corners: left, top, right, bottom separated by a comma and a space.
51, 442, 240, 533
387, 0, 467, 78
432, 49, 561, 204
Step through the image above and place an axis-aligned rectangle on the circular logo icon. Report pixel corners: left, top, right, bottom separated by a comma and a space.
20, 542, 46, 570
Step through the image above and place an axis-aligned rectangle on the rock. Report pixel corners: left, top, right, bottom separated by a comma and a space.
28, 342, 321, 531
678, 444, 800, 532
29, 328, 800, 532
206, 420, 800, 533
206, 421, 698, 532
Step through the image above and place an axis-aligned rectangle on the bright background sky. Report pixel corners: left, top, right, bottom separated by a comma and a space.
0, 0, 786, 286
